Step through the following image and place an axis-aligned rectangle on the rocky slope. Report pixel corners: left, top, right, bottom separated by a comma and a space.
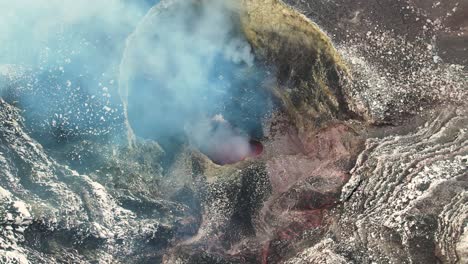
286, 107, 467, 264
0, 98, 200, 263
0, 0, 467, 263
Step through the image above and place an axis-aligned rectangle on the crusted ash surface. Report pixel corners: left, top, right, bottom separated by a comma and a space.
285, 107, 467, 264
0, 0, 467, 264
338, 107, 467, 263
148, 0, 467, 263
284, 0, 467, 125
0, 99, 199, 263
274, 0, 467, 263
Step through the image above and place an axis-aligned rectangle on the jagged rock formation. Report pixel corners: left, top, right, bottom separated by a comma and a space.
286, 107, 467, 263
340, 107, 467, 263
156, 0, 466, 263
0, 99, 199, 263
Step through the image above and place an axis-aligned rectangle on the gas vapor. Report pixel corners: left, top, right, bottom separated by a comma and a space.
0, 0, 271, 163
0, 0, 154, 142
187, 115, 252, 165
0, 0, 148, 65
121, 0, 272, 163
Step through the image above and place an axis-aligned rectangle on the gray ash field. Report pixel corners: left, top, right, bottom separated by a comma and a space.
0, 0, 467, 263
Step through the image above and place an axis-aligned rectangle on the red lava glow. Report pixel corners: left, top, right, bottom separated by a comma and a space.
249, 139, 264, 157
209, 139, 264, 165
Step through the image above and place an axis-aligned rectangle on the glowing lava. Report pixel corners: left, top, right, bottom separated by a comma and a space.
209, 138, 264, 165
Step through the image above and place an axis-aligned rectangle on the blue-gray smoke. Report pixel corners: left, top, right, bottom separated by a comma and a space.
0, 0, 156, 143
0, 0, 273, 161
121, 0, 273, 157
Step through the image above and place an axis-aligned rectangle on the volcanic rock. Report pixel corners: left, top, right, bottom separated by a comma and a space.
0, 0, 466, 263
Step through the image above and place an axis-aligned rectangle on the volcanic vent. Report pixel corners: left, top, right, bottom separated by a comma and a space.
119, 0, 272, 165
189, 114, 264, 165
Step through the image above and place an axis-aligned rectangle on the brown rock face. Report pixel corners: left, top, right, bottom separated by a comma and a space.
161, 0, 467, 263
240, 0, 354, 133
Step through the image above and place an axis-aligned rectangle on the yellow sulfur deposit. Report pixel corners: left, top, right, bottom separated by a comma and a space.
239, 0, 352, 132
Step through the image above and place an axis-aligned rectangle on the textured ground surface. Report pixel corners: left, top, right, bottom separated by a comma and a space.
0, 0, 467, 263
